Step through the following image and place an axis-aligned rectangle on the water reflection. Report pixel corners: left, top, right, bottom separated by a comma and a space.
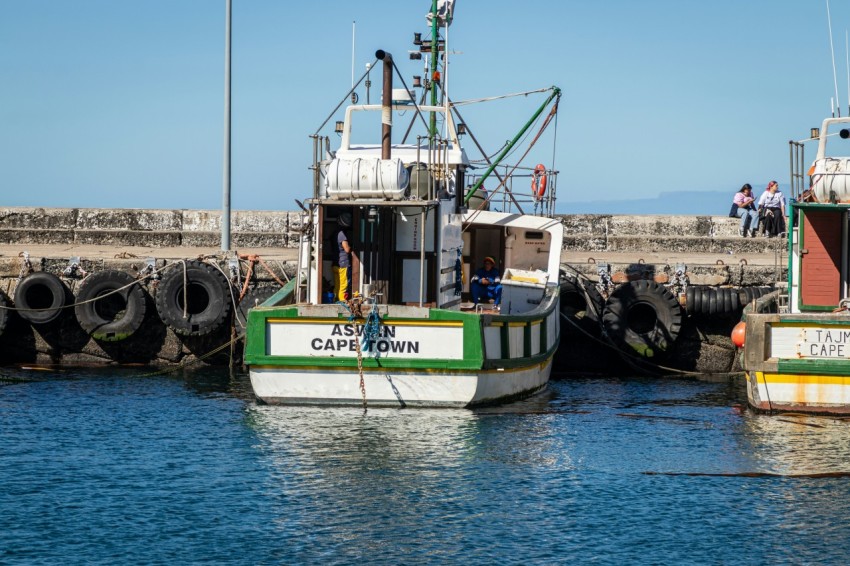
737, 411, 850, 475
5, 368, 850, 563
244, 398, 578, 561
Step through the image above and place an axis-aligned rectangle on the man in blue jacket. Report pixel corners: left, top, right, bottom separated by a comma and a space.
471, 256, 502, 306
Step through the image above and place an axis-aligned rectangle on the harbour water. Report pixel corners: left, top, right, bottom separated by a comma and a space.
2, 368, 850, 564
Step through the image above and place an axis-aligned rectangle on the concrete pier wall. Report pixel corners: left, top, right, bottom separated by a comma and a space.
0, 206, 785, 254
0, 207, 299, 249
0, 207, 786, 371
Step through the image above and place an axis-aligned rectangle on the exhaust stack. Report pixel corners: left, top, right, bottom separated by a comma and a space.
375, 50, 393, 160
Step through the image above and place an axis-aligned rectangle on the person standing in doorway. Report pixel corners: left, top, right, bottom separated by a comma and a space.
333, 212, 353, 301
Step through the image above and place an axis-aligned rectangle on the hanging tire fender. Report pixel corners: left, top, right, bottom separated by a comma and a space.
602, 280, 683, 358
727, 288, 740, 313
692, 285, 704, 315
155, 260, 233, 336
686, 285, 702, 315
560, 275, 604, 324
0, 289, 9, 337
14, 271, 68, 325
75, 270, 147, 341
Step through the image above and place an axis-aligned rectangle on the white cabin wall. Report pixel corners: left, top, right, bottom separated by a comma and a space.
505, 228, 550, 272
438, 200, 464, 308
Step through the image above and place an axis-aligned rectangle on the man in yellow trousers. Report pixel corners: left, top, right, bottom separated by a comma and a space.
332, 212, 352, 302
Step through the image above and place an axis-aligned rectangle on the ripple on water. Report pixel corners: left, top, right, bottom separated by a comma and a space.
2, 369, 850, 563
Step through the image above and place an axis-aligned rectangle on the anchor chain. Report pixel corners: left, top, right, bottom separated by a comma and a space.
353, 319, 367, 411
345, 295, 367, 411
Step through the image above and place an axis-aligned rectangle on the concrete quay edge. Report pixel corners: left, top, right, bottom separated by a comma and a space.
0, 208, 787, 286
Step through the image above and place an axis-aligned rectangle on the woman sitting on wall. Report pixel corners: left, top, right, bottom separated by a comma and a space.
732, 183, 759, 237
757, 180, 786, 237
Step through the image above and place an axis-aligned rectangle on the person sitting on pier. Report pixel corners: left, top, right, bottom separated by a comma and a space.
733, 183, 759, 237
757, 181, 786, 237
471, 256, 502, 306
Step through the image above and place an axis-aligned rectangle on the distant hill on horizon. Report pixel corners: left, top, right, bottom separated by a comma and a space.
561, 190, 743, 216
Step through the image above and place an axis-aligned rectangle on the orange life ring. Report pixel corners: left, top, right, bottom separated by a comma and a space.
531, 163, 547, 199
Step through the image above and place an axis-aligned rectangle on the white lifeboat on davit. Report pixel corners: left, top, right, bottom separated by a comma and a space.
809, 116, 850, 203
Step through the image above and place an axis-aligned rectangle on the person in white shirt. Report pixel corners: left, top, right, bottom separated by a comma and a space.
757, 180, 786, 237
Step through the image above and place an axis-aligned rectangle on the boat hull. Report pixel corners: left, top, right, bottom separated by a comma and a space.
250, 356, 553, 408
244, 286, 561, 409
746, 370, 850, 415
742, 312, 850, 414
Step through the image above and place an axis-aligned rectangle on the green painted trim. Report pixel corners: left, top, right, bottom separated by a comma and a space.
771, 318, 850, 326
787, 204, 795, 293
541, 314, 548, 352
796, 207, 805, 312
500, 324, 510, 360
482, 335, 559, 370
798, 305, 840, 312
263, 277, 298, 307
793, 202, 850, 210
777, 358, 850, 376
524, 323, 532, 357
244, 288, 562, 371
245, 306, 486, 370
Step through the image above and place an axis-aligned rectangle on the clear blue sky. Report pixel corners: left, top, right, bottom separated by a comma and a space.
0, 1, 845, 212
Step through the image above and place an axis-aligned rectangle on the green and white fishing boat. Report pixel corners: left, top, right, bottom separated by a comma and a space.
742, 116, 850, 414
243, 1, 563, 407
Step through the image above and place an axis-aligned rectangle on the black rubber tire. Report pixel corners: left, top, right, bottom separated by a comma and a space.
722, 288, 733, 314
14, 272, 68, 325
236, 285, 277, 330
729, 288, 740, 312
75, 270, 147, 341
743, 287, 754, 306
602, 280, 683, 358
560, 275, 604, 324
155, 260, 232, 336
692, 286, 704, 315
685, 286, 697, 315
0, 289, 9, 337
704, 288, 715, 316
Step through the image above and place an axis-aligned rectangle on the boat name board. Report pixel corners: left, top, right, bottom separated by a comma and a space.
771, 326, 850, 359
266, 321, 465, 359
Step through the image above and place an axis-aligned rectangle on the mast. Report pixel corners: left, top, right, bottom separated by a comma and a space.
429, 0, 439, 142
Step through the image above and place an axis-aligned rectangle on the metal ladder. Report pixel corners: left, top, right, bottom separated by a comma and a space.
293, 208, 313, 303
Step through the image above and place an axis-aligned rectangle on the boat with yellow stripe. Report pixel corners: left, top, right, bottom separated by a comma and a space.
243, 2, 563, 407
740, 116, 850, 414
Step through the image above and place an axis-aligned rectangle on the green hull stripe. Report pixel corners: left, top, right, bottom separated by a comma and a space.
245, 290, 560, 371
777, 358, 850, 376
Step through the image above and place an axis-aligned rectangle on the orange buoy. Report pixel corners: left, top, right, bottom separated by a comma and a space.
731, 321, 746, 348
531, 163, 547, 200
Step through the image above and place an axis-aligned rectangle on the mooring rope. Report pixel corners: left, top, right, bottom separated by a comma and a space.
0, 260, 176, 313
558, 311, 742, 378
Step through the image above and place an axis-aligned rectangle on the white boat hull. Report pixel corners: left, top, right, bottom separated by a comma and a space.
250, 356, 553, 408
747, 371, 850, 415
